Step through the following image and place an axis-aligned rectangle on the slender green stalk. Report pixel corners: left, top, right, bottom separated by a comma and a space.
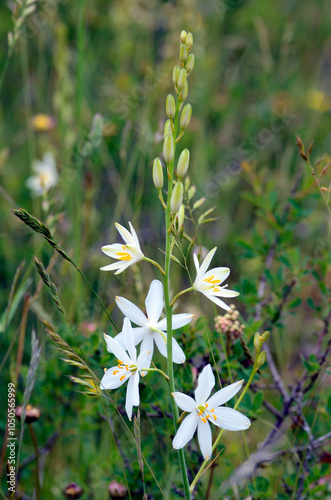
141, 367, 169, 381
28, 424, 41, 500
189, 356, 259, 493
163, 97, 191, 499
170, 286, 192, 307
143, 257, 165, 275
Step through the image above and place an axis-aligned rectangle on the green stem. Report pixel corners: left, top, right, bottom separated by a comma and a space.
28, 424, 41, 500
189, 357, 258, 493
163, 98, 191, 499
144, 257, 165, 275
0, 53, 11, 93
141, 367, 169, 381
170, 287, 192, 307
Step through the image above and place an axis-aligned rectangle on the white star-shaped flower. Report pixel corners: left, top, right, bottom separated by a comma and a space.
100, 317, 150, 420
101, 222, 144, 274
193, 247, 239, 310
26, 152, 58, 196
172, 364, 251, 460
115, 280, 193, 368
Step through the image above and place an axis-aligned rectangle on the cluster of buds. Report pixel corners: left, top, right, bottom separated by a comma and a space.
254, 331, 270, 371
214, 305, 245, 339
152, 30, 195, 228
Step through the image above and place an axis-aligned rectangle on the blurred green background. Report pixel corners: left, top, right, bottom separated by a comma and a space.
1, 0, 331, 498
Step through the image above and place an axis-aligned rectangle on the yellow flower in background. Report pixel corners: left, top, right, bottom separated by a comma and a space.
31, 114, 56, 132
306, 89, 331, 113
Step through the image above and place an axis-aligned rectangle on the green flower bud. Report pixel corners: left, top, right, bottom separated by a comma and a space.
193, 197, 206, 209
180, 103, 192, 129
178, 68, 187, 90
184, 176, 191, 191
254, 332, 262, 351
186, 53, 195, 74
177, 148, 190, 177
163, 134, 174, 163
256, 350, 266, 370
186, 32, 193, 49
180, 30, 187, 43
166, 94, 176, 118
261, 331, 270, 342
164, 119, 172, 137
188, 185, 196, 199
177, 204, 185, 232
170, 182, 183, 213
153, 158, 163, 189
181, 81, 188, 101
180, 43, 188, 64
172, 65, 180, 88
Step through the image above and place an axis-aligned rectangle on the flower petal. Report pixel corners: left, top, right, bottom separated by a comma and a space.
157, 313, 194, 331
103, 334, 132, 365
212, 288, 239, 298
199, 247, 217, 275
172, 392, 196, 412
203, 267, 230, 283
207, 379, 244, 408
172, 412, 199, 450
202, 293, 231, 311
101, 243, 127, 257
212, 407, 251, 431
116, 296, 148, 326
115, 222, 135, 245
100, 367, 131, 390
121, 318, 136, 362
139, 335, 154, 373
100, 262, 124, 272
154, 333, 186, 364
197, 419, 212, 460
132, 326, 150, 345
128, 221, 141, 250
145, 280, 163, 324
125, 372, 140, 421
195, 364, 215, 406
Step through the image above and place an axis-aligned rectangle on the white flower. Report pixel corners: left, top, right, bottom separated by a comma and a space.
115, 280, 193, 368
100, 222, 144, 274
26, 152, 58, 196
100, 318, 150, 420
193, 247, 239, 310
172, 364, 251, 460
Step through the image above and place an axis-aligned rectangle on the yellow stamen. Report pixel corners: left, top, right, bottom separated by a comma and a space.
201, 417, 207, 423
205, 415, 210, 420
203, 275, 220, 285
116, 251, 132, 261
113, 370, 119, 375
120, 375, 126, 381
213, 415, 217, 421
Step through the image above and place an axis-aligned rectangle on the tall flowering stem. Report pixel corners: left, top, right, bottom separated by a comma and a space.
164, 97, 191, 497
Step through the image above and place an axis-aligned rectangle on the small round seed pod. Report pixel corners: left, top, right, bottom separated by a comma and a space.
186, 53, 195, 74
153, 158, 163, 189
177, 68, 187, 91
166, 94, 176, 118
180, 103, 192, 129
163, 134, 174, 163
170, 182, 184, 213
177, 148, 190, 177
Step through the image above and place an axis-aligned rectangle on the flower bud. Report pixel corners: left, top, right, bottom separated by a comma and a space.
181, 81, 188, 101
166, 94, 176, 118
178, 68, 187, 90
193, 197, 206, 209
153, 158, 163, 189
177, 204, 185, 232
63, 483, 83, 499
184, 176, 191, 191
180, 30, 187, 43
164, 119, 172, 136
254, 332, 262, 351
172, 65, 180, 88
180, 43, 188, 64
108, 480, 127, 499
180, 103, 192, 129
177, 148, 190, 177
186, 32, 193, 49
188, 185, 196, 199
170, 182, 183, 213
261, 331, 270, 342
163, 134, 174, 163
256, 350, 267, 370
186, 53, 195, 74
